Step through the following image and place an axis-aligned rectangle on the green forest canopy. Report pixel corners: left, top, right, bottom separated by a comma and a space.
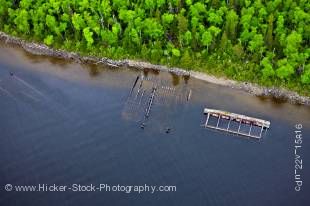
0, 0, 309, 94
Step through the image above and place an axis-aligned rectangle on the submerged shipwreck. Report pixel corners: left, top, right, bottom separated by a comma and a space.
122, 73, 192, 132
203, 108, 270, 139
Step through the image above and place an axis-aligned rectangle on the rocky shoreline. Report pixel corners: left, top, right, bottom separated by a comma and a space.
1, 31, 309, 106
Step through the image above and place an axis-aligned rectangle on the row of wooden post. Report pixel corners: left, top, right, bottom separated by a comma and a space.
204, 113, 265, 138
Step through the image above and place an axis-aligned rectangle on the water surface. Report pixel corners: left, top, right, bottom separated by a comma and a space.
0, 43, 309, 206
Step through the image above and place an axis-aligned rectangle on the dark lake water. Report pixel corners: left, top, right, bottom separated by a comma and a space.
0, 43, 309, 206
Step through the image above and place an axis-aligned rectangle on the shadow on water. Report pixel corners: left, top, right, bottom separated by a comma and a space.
149, 68, 160, 75
256, 94, 304, 110
82, 63, 101, 77
171, 73, 180, 86
22, 49, 73, 68
183, 74, 190, 84
143, 68, 149, 77
0, 41, 73, 69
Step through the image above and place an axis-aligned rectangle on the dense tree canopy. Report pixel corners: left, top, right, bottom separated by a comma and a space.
0, 0, 309, 94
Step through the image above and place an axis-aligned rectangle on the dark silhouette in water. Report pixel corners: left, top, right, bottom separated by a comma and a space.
140, 123, 145, 129
166, 127, 171, 134
10, 71, 14, 76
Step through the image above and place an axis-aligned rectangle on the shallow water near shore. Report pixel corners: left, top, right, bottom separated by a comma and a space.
0, 43, 309, 205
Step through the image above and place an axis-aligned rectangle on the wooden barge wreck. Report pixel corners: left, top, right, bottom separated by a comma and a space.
203, 108, 270, 139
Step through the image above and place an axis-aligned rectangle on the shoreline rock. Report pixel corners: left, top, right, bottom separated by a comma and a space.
1, 31, 309, 106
